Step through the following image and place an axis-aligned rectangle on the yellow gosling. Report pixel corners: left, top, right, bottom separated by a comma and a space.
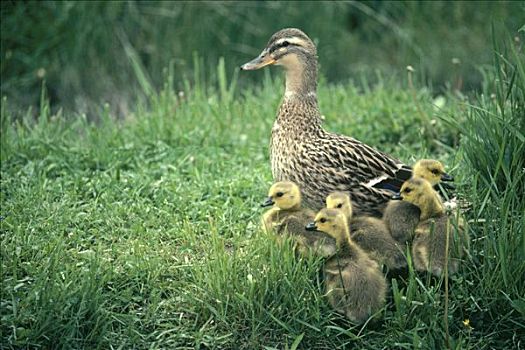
398, 178, 468, 276
326, 192, 406, 270
306, 208, 386, 324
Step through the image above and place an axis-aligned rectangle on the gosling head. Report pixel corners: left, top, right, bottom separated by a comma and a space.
413, 159, 453, 186
305, 208, 349, 245
392, 177, 444, 219
261, 181, 302, 210
240, 28, 317, 72
325, 191, 353, 219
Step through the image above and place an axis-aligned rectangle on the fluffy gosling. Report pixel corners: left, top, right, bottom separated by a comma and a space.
395, 177, 468, 276
306, 208, 387, 324
262, 181, 336, 257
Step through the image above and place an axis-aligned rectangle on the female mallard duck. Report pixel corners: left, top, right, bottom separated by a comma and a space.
261, 181, 336, 257
383, 159, 451, 243
241, 28, 412, 217
393, 177, 468, 276
305, 208, 386, 323
326, 192, 406, 270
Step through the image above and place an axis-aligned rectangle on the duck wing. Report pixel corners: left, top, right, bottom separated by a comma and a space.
320, 132, 412, 193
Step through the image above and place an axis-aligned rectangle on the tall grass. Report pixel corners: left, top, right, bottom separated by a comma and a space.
1, 32, 524, 348
440, 35, 525, 347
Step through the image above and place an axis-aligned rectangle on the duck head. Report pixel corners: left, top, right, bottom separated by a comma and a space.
305, 208, 350, 246
325, 191, 353, 221
261, 181, 302, 210
413, 159, 453, 186
241, 28, 318, 96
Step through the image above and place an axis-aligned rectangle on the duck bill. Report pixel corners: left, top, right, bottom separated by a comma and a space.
441, 173, 454, 182
261, 197, 275, 207
240, 50, 276, 70
391, 193, 402, 200
305, 222, 318, 231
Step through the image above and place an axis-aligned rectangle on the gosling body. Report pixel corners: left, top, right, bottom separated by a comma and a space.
382, 200, 421, 244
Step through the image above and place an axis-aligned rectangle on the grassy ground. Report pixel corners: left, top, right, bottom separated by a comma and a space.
1, 46, 524, 348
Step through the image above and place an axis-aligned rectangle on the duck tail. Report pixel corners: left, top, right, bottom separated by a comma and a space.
367, 164, 413, 193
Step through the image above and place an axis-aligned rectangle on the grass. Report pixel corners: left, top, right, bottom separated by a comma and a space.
1, 40, 524, 348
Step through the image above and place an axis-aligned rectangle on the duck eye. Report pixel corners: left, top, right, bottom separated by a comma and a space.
281, 40, 290, 47
336, 203, 343, 208
320, 218, 327, 223
276, 192, 284, 198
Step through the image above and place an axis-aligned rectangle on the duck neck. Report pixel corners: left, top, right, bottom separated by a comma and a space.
334, 226, 364, 259
285, 202, 302, 212
333, 225, 352, 249
342, 209, 352, 225
284, 57, 318, 98
419, 194, 445, 220
277, 58, 322, 129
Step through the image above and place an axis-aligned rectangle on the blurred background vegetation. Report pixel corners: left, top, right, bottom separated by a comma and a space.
1, 1, 523, 117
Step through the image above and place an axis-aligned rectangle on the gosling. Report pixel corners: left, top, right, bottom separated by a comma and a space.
306, 208, 387, 324
262, 181, 336, 257
383, 159, 452, 244
326, 192, 406, 270
395, 177, 468, 276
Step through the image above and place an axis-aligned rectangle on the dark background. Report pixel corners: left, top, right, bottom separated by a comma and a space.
1, 1, 523, 116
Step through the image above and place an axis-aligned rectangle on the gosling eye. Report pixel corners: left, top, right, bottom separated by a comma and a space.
431, 169, 440, 175
320, 218, 327, 223
404, 188, 412, 194
336, 203, 343, 208
276, 192, 284, 198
